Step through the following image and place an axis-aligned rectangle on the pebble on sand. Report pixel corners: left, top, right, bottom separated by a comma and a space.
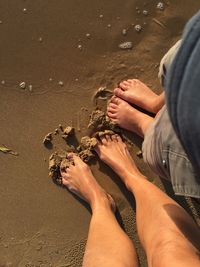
134, 24, 142, 32
143, 10, 149, 16
43, 133, 52, 145
29, 85, 33, 92
118, 41, 133, 50
122, 29, 127, 36
23, 8, 27, 13
38, 37, 43, 42
49, 78, 53, 82
86, 33, 91, 39
99, 14, 104, 18
58, 81, 64, 86
0, 20, 2, 24
1, 80, 5, 85
157, 2, 165, 10
78, 44, 82, 50
107, 24, 111, 28
19, 82, 26, 89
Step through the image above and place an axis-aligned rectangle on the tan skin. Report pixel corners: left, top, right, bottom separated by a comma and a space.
61, 80, 200, 267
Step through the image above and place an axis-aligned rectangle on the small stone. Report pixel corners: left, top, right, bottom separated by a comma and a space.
54, 128, 59, 135
157, 2, 165, 10
59, 124, 63, 131
143, 10, 148, 15
122, 29, 127, 36
118, 41, 133, 50
1, 80, 5, 85
43, 133, 52, 145
99, 14, 103, 18
38, 37, 43, 42
28, 85, 33, 92
19, 82, 26, 89
0, 20, 2, 24
49, 78, 53, 82
23, 8, 27, 13
134, 24, 142, 32
86, 33, 91, 39
75, 78, 79, 82
62, 126, 74, 140
58, 81, 64, 86
107, 24, 111, 28
137, 10, 141, 14
78, 44, 82, 50
136, 150, 143, 157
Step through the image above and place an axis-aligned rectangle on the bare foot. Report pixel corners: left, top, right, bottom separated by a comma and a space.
114, 79, 162, 113
107, 96, 154, 137
61, 153, 116, 212
95, 135, 144, 186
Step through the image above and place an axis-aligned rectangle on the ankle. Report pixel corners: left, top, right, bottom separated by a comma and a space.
138, 115, 154, 137
90, 193, 114, 213
122, 172, 146, 191
152, 94, 165, 113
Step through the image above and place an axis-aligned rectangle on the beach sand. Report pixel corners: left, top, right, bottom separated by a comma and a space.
0, 0, 200, 266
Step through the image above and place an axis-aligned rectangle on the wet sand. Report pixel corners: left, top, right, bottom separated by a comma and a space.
0, 1, 200, 266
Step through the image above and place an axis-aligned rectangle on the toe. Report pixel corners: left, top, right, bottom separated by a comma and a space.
67, 153, 83, 165
111, 134, 118, 142
108, 102, 118, 109
100, 135, 108, 145
107, 106, 116, 114
105, 134, 111, 142
114, 88, 125, 98
116, 134, 122, 142
119, 81, 129, 90
107, 111, 117, 119
60, 169, 69, 179
110, 96, 120, 105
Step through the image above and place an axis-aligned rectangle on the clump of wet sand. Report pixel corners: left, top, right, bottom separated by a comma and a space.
46, 108, 121, 185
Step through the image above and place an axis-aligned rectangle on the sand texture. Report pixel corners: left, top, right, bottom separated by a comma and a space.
0, 0, 200, 266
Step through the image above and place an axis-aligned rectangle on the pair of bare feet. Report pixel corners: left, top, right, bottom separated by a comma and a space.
61, 79, 162, 211
107, 79, 163, 137
61, 134, 143, 212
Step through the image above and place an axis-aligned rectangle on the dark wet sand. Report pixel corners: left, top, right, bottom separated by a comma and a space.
0, 1, 200, 266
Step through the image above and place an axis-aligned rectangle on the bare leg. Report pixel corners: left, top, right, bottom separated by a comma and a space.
107, 96, 154, 137
95, 135, 200, 267
115, 79, 165, 114
61, 154, 139, 267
